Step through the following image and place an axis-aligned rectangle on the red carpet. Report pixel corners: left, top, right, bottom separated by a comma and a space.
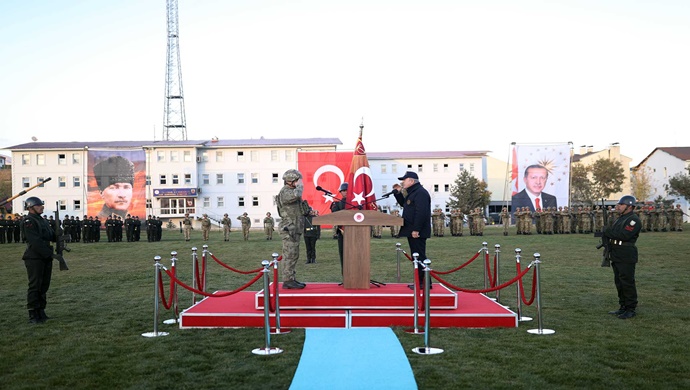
179, 282, 517, 329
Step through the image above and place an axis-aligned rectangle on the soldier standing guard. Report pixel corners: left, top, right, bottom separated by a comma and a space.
221, 213, 232, 241
237, 212, 251, 241
303, 208, 320, 264
390, 209, 401, 237
673, 204, 684, 231
263, 212, 275, 240
276, 169, 306, 289
183, 213, 193, 241
201, 214, 211, 241
500, 207, 510, 236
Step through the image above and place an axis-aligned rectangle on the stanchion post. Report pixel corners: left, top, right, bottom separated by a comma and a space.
412, 259, 443, 355
252, 260, 283, 355
142, 256, 169, 338
527, 253, 555, 335
271, 252, 291, 334
405, 253, 423, 335
395, 242, 402, 283
201, 244, 209, 295
191, 247, 198, 305
515, 248, 533, 322
482, 241, 489, 290
163, 251, 179, 325
494, 244, 501, 303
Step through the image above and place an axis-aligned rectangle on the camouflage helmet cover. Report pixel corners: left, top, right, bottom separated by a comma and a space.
282, 169, 302, 182
24, 196, 44, 210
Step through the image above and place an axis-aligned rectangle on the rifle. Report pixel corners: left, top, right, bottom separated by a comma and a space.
0, 177, 53, 211
594, 198, 610, 267
53, 201, 69, 271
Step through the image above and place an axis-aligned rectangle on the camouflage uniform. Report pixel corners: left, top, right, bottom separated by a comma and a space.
182, 214, 192, 241
221, 214, 232, 241
432, 208, 445, 237
237, 213, 251, 241
500, 207, 509, 236
593, 206, 604, 233
263, 212, 275, 240
276, 170, 305, 286
201, 214, 211, 241
674, 204, 684, 231
390, 209, 401, 237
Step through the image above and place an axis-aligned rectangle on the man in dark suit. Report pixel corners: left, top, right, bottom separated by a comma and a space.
512, 164, 557, 212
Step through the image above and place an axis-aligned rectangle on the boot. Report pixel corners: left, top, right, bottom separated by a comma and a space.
39, 309, 49, 321
28, 309, 44, 324
608, 307, 626, 315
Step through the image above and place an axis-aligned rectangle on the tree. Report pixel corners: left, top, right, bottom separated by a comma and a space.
570, 163, 593, 205
666, 166, 690, 200
631, 166, 654, 202
446, 170, 492, 213
589, 158, 625, 200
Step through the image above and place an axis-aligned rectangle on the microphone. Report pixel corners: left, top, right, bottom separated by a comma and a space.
381, 189, 399, 198
315, 186, 333, 195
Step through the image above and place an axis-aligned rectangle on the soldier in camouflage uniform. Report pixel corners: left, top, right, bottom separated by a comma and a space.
471, 207, 485, 236
522, 207, 533, 235
182, 213, 192, 241
432, 208, 445, 237
263, 212, 275, 240
500, 207, 510, 236
221, 213, 232, 241
237, 212, 251, 241
534, 207, 542, 234
276, 169, 306, 289
593, 205, 604, 233
453, 209, 465, 236
201, 214, 211, 241
390, 209, 401, 237
673, 204, 684, 231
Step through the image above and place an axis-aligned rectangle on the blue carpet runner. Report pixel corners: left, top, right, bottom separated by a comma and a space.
289, 327, 417, 390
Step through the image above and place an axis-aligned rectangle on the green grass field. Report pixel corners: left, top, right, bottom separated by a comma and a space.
1, 225, 689, 389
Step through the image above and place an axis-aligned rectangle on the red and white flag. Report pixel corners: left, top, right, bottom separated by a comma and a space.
345, 125, 377, 211
297, 151, 352, 217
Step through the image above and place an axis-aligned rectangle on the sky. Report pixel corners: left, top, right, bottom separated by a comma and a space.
1, 0, 689, 165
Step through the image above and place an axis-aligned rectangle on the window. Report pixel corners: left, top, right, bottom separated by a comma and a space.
172, 174, 179, 185
250, 150, 259, 162
443, 163, 449, 172
237, 151, 245, 162
272, 173, 279, 184
72, 153, 81, 164
217, 197, 224, 207
202, 174, 209, 185
22, 177, 30, 188
58, 200, 66, 211
216, 151, 223, 162
382, 185, 389, 194
145, 175, 151, 186
285, 150, 293, 161
36, 154, 45, 165
251, 173, 258, 184
417, 164, 423, 172
459, 163, 465, 171
381, 164, 387, 174
237, 173, 245, 184
433, 184, 439, 192
470, 163, 475, 172
58, 154, 66, 165
271, 150, 278, 161
407, 164, 412, 170
203, 197, 210, 208
37, 177, 45, 187
73, 177, 81, 187
391, 164, 398, 174
157, 151, 165, 162
238, 196, 245, 207
216, 174, 224, 185
201, 151, 208, 162
22, 154, 30, 165
252, 196, 259, 206
73, 200, 81, 211
433, 163, 438, 173
159, 175, 167, 185
183, 151, 192, 162
58, 176, 66, 188
170, 151, 179, 162
184, 173, 191, 185
444, 184, 450, 192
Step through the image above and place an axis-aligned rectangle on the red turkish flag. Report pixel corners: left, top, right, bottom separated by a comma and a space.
345, 128, 377, 211
511, 145, 519, 195
297, 151, 353, 218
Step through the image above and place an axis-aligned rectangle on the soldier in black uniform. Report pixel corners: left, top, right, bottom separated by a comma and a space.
74, 216, 82, 242
21, 196, 56, 324
330, 182, 349, 275
603, 195, 642, 320
0, 214, 7, 244
92, 216, 101, 242
125, 214, 134, 242
303, 208, 321, 264
133, 216, 141, 241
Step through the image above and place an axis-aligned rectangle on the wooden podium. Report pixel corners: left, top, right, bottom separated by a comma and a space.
313, 210, 403, 289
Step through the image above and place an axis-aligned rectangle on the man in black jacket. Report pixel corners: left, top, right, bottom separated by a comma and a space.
22, 196, 56, 324
393, 171, 432, 289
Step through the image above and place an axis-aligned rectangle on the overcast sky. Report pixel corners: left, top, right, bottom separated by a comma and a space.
1, 0, 689, 165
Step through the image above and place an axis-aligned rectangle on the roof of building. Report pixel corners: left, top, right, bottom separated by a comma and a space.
636, 146, 690, 168
5, 138, 343, 150
368, 151, 490, 159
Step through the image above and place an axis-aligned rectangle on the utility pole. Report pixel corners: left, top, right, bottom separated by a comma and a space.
163, 0, 187, 141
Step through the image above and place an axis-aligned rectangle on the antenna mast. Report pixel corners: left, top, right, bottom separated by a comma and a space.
163, 0, 187, 141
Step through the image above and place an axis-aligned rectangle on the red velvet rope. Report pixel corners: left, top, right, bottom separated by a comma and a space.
162, 268, 263, 297
517, 262, 538, 305
201, 252, 207, 290
433, 251, 481, 275
267, 265, 279, 312
210, 253, 264, 274
157, 266, 176, 310
430, 265, 533, 294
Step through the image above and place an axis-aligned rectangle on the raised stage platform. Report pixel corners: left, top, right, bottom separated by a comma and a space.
179, 283, 517, 329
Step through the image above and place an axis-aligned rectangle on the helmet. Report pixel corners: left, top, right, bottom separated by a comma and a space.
24, 196, 44, 210
339, 182, 349, 192
617, 195, 636, 206
282, 169, 302, 182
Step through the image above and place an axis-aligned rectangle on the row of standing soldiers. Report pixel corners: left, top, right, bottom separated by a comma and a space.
433, 208, 486, 237
0, 214, 22, 243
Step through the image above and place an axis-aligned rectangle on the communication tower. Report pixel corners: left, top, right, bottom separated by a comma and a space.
163, 0, 187, 141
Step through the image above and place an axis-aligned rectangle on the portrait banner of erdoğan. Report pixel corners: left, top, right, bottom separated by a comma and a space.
511, 143, 571, 213
87, 150, 146, 219
297, 151, 353, 220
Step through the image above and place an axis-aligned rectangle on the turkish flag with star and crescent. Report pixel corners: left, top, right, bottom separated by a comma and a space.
345, 129, 377, 211
297, 151, 353, 218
